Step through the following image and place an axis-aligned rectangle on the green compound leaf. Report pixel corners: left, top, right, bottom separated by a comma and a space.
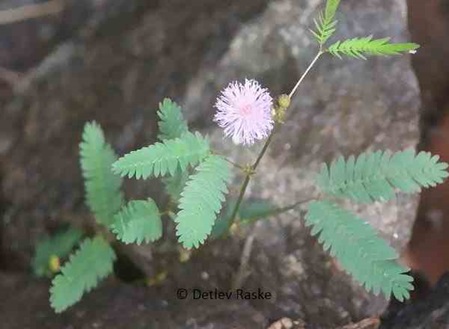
157, 98, 191, 202
32, 227, 83, 277
157, 98, 189, 141
305, 201, 413, 301
175, 155, 231, 249
311, 0, 341, 45
111, 200, 162, 245
50, 236, 116, 313
316, 150, 449, 203
80, 122, 124, 226
328, 36, 420, 59
112, 132, 210, 180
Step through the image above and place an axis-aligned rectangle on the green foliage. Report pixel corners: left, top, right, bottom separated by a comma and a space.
80, 122, 123, 226
156, 99, 191, 202
316, 150, 448, 203
328, 36, 420, 59
112, 132, 210, 180
175, 155, 231, 248
50, 236, 116, 313
305, 201, 413, 300
111, 200, 162, 245
32, 227, 83, 277
311, 0, 341, 45
157, 98, 189, 141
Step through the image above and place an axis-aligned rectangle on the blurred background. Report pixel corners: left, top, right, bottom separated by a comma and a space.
0, 0, 448, 328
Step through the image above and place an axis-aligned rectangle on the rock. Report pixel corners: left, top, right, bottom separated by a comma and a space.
340, 318, 380, 329
403, 0, 449, 287
267, 317, 306, 329
183, 0, 420, 324
184, 0, 420, 250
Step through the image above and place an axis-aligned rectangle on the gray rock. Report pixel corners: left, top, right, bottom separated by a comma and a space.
182, 0, 420, 323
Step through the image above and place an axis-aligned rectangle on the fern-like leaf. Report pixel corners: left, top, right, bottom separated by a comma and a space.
50, 236, 116, 313
328, 36, 420, 59
156, 99, 191, 202
316, 150, 449, 203
175, 155, 231, 248
112, 132, 210, 179
111, 199, 162, 245
311, 0, 340, 45
305, 201, 413, 300
32, 227, 83, 277
157, 98, 189, 141
80, 122, 123, 226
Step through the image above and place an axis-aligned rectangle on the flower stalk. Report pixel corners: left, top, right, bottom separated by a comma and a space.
228, 52, 323, 227
289, 51, 323, 99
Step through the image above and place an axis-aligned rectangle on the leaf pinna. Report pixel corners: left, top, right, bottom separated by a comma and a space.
305, 201, 413, 301
156, 98, 191, 202
32, 227, 83, 277
311, 0, 341, 45
50, 236, 116, 313
175, 155, 232, 249
111, 199, 162, 245
157, 98, 189, 140
328, 36, 420, 59
316, 150, 449, 203
80, 122, 124, 226
112, 132, 210, 179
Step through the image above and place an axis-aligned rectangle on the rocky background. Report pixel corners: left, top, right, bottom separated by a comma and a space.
0, 0, 445, 328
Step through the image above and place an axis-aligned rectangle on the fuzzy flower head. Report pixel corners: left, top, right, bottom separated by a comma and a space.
214, 79, 274, 146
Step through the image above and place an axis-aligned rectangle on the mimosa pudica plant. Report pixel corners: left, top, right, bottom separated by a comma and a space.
33, 0, 449, 313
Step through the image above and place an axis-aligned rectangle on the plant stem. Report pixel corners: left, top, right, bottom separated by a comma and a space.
239, 196, 318, 225
228, 174, 252, 226
229, 124, 280, 224
223, 157, 246, 171
212, 151, 246, 171
253, 124, 279, 168
228, 51, 323, 226
261, 196, 317, 218
288, 51, 323, 99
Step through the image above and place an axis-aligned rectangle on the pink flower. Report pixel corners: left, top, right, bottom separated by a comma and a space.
214, 79, 274, 146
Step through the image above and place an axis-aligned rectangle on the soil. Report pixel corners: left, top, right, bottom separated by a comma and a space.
0, 271, 384, 329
